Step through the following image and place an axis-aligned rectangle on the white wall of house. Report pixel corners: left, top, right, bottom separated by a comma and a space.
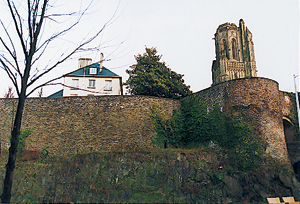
63, 76, 121, 96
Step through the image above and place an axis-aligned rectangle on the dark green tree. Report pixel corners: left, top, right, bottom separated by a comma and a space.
151, 96, 263, 170
125, 47, 192, 99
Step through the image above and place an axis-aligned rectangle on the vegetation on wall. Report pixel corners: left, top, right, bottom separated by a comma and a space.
124, 47, 192, 99
0, 149, 292, 203
0, 143, 294, 203
287, 92, 300, 122
16, 129, 32, 159
285, 92, 300, 139
151, 96, 263, 170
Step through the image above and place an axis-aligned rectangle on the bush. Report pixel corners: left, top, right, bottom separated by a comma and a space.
17, 129, 32, 158
151, 96, 263, 171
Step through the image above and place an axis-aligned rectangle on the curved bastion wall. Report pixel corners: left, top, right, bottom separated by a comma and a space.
0, 96, 180, 156
192, 77, 291, 163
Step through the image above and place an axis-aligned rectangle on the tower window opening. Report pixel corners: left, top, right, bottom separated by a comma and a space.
232, 38, 237, 60
222, 39, 229, 59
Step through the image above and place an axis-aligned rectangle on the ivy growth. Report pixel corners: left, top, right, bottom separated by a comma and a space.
151, 96, 263, 170
16, 129, 33, 158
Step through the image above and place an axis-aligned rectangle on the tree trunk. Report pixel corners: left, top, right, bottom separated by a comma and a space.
1, 94, 26, 203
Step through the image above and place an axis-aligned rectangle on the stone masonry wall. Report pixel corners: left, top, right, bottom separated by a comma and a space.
0, 78, 297, 163
192, 77, 291, 163
0, 96, 180, 156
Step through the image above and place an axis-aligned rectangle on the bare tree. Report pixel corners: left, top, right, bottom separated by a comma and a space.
4, 86, 15, 98
0, 0, 116, 202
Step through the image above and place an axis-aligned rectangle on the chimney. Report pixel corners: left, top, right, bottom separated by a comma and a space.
100, 53, 104, 72
78, 58, 92, 69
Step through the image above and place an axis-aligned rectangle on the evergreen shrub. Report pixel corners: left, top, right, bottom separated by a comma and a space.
151, 96, 263, 170
16, 129, 32, 158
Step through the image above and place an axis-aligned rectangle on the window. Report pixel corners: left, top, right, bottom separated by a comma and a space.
72, 79, 79, 89
104, 80, 112, 91
222, 39, 229, 59
90, 68, 97, 74
89, 79, 95, 88
231, 38, 237, 60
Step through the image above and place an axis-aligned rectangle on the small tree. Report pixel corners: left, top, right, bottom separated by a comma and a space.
37, 87, 43, 98
125, 47, 192, 99
4, 87, 14, 98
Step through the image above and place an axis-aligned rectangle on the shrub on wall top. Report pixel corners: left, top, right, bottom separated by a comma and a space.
151, 96, 263, 171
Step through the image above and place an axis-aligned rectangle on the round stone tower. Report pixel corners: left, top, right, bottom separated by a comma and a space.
194, 77, 290, 163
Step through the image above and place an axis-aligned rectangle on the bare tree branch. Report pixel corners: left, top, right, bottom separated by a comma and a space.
43, 82, 109, 95
0, 58, 19, 96
0, 22, 22, 76
30, 38, 50, 67
34, 1, 92, 57
26, 75, 63, 97
28, 0, 33, 48
27, 23, 106, 89
34, 20, 78, 57
0, 38, 19, 73
45, 12, 77, 18
0, 54, 18, 76
7, 0, 28, 58
0, 20, 17, 58
22, 0, 47, 90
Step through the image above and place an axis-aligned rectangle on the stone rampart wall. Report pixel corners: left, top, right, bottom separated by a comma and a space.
0, 78, 297, 163
0, 96, 180, 156
192, 77, 292, 162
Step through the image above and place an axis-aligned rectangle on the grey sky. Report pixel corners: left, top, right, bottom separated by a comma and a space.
0, 0, 299, 96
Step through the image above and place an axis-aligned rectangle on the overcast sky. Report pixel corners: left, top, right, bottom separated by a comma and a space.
0, 0, 299, 97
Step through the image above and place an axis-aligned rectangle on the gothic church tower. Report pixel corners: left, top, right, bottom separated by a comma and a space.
212, 19, 257, 85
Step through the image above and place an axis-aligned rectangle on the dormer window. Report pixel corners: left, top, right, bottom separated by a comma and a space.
89, 68, 97, 74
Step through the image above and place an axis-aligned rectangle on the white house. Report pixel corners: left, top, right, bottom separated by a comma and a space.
49, 54, 123, 97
